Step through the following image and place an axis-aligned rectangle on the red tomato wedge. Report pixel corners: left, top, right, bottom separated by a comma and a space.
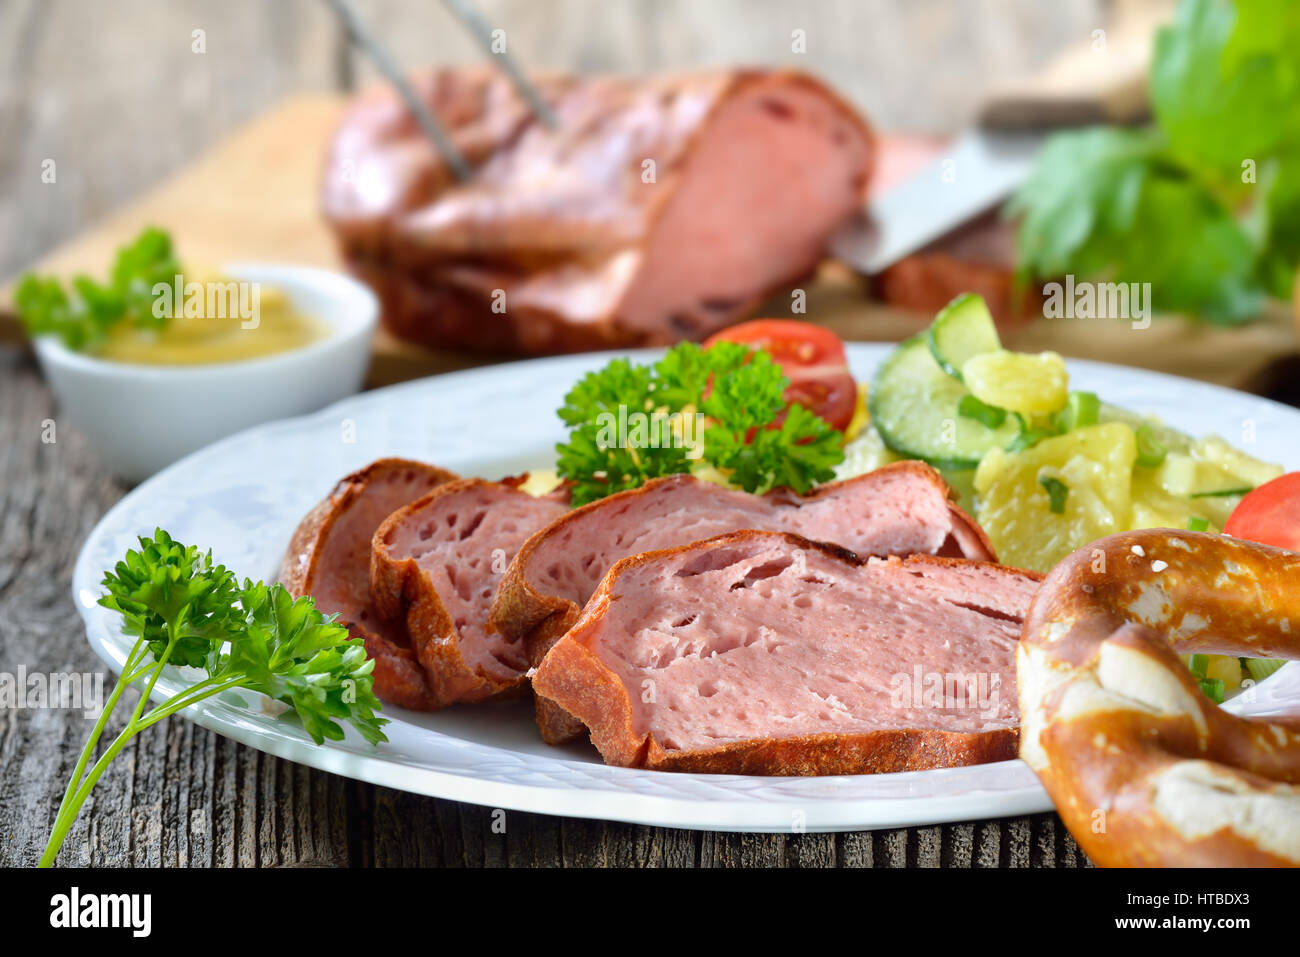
1224, 472, 1300, 551
704, 319, 857, 432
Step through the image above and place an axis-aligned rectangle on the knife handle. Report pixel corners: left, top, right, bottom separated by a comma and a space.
978, 0, 1172, 129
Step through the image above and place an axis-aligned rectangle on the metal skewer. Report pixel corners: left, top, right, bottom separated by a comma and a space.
325, 0, 473, 181
439, 0, 559, 129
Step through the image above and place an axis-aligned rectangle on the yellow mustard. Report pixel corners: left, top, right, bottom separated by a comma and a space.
93, 273, 327, 365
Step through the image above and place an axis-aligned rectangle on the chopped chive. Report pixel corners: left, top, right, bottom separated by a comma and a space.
1244, 658, 1285, 683
1190, 486, 1254, 499
1134, 424, 1168, 468
1052, 391, 1100, 433
957, 394, 1007, 430
1198, 677, 1225, 704
1186, 516, 1210, 532
1007, 413, 1054, 453
1188, 654, 1210, 678
1039, 475, 1069, 514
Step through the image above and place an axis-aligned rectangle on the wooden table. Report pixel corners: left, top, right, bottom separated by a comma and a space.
0, 0, 1181, 869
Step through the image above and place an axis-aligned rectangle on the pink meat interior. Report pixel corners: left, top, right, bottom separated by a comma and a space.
526, 471, 965, 609
382, 484, 568, 680
576, 536, 1034, 751
307, 464, 448, 630
615, 77, 871, 339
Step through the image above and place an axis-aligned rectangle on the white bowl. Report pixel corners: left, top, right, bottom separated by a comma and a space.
34, 263, 377, 483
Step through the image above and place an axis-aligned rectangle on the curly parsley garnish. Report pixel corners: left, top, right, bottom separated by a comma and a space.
16, 226, 179, 350
41, 530, 386, 867
555, 341, 844, 506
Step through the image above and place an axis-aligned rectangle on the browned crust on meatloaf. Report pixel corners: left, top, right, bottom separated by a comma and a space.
532, 530, 1040, 775
277, 458, 460, 710
327, 68, 877, 355
370, 478, 539, 708
525, 606, 586, 744
491, 459, 994, 658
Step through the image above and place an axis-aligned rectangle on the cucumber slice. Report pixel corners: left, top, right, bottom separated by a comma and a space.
869, 335, 1020, 470
927, 293, 1002, 381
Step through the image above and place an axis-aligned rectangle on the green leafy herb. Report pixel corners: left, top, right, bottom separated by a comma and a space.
957, 394, 1008, 430
41, 530, 386, 867
1009, 0, 1300, 323
16, 226, 180, 350
555, 341, 843, 505
1039, 475, 1070, 514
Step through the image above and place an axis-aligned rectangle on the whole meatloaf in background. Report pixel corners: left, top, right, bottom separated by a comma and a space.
322, 67, 875, 354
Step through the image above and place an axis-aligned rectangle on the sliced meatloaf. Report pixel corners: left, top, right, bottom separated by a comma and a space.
323, 68, 874, 354
278, 458, 458, 710
371, 478, 568, 707
491, 460, 995, 743
532, 531, 1041, 774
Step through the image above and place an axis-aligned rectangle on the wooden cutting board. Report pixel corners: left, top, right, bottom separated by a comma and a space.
3, 93, 1296, 391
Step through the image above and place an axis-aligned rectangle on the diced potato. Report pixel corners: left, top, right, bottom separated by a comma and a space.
1174, 437, 1282, 525
1192, 436, 1285, 488
1205, 654, 1244, 693
834, 425, 898, 480
691, 464, 736, 487
974, 423, 1136, 572
962, 350, 1069, 415
1150, 452, 1199, 497
1131, 469, 1207, 530
517, 469, 562, 497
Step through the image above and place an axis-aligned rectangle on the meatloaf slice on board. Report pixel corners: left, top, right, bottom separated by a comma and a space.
371, 478, 568, 708
323, 68, 874, 353
491, 460, 994, 744
533, 530, 1041, 775
278, 458, 459, 710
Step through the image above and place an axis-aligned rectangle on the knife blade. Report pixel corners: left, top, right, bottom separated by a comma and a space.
828, 0, 1167, 276
827, 128, 1045, 275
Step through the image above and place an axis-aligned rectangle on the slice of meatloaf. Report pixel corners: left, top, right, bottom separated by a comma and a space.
532, 530, 1041, 775
491, 460, 995, 743
323, 68, 874, 354
278, 458, 459, 710
370, 478, 569, 707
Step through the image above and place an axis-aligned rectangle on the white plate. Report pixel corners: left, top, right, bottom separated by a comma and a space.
73, 345, 1300, 832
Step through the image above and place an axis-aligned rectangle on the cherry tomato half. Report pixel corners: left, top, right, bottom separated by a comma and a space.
1224, 472, 1300, 552
704, 319, 857, 432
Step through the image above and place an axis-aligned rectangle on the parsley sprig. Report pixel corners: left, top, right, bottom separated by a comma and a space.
555, 341, 844, 505
16, 226, 180, 350
41, 530, 386, 867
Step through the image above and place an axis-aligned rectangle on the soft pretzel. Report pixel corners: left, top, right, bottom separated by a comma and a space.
1018, 529, 1300, 867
